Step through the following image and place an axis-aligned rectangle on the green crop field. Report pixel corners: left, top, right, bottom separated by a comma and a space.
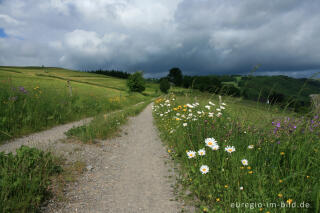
0, 66, 158, 142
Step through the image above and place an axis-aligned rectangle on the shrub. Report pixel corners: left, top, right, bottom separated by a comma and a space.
159, 78, 170, 93
127, 71, 146, 93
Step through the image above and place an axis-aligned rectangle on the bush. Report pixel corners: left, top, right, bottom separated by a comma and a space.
127, 71, 146, 93
159, 78, 170, 93
0, 146, 62, 212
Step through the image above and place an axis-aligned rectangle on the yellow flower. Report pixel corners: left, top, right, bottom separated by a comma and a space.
280, 152, 285, 155
306, 175, 310, 179
203, 207, 208, 212
240, 166, 244, 169
216, 198, 220, 202
278, 193, 283, 198
168, 150, 171, 153
279, 179, 283, 183
287, 199, 293, 205
259, 208, 263, 211
248, 171, 253, 174
247, 166, 251, 170
266, 211, 270, 213
176, 118, 180, 121
183, 109, 187, 112
224, 185, 228, 188
173, 108, 177, 111
183, 105, 187, 108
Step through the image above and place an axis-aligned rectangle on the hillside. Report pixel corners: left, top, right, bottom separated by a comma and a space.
0, 66, 158, 142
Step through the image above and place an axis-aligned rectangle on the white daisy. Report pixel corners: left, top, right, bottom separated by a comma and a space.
240, 186, 244, 190
209, 101, 215, 106
187, 151, 196, 158
220, 106, 225, 110
216, 112, 222, 117
183, 123, 188, 127
248, 145, 254, 149
200, 165, 209, 174
205, 138, 217, 147
241, 159, 248, 166
211, 144, 220, 150
225, 146, 236, 153
198, 149, 206, 156
205, 105, 211, 110
216, 108, 221, 112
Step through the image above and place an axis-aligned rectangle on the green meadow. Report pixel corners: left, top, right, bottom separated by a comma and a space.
153, 92, 320, 212
0, 66, 157, 142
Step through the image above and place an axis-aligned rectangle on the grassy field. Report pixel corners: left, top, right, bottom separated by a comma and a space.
153, 93, 320, 212
0, 66, 158, 142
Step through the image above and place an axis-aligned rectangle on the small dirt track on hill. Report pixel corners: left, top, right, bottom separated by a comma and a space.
1, 104, 191, 213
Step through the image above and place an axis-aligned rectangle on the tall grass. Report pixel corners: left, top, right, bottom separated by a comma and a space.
153, 94, 320, 212
0, 146, 62, 212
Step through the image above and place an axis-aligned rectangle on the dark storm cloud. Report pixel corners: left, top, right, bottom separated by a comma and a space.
0, 0, 320, 77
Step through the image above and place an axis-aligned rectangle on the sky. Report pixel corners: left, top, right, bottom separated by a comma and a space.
0, 0, 320, 78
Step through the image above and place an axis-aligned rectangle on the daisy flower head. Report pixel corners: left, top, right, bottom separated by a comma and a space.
198, 148, 206, 156
205, 138, 217, 147
241, 159, 248, 166
205, 105, 211, 110
211, 144, 220, 151
183, 123, 188, 127
200, 165, 209, 174
248, 145, 254, 149
187, 151, 196, 158
225, 146, 236, 154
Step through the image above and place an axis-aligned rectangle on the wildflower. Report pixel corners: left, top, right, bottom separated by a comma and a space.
200, 165, 209, 174
306, 175, 310, 179
183, 123, 187, 127
203, 207, 208, 212
205, 105, 211, 110
173, 108, 177, 111
280, 152, 285, 155
216, 108, 221, 112
211, 144, 219, 150
240, 166, 244, 169
220, 106, 225, 110
247, 166, 251, 170
176, 118, 180, 121
176, 113, 180, 116
209, 101, 215, 106
205, 138, 217, 147
224, 185, 228, 188
168, 150, 171, 153
248, 145, 254, 149
216, 198, 220, 202
225, 146, 236, 153
248, 171, 253, 174
241, 159, 248, 166
183, 109, 187, 112
198, 149, 206, 156
160, 114, 163, 117
287, 199, 293, 205
240, 186, 243, 190
187, 151, 196, 158
208, 112, 214, 117
221, 102, 226, 106
279, 179, 283, 183
278, 193, 283, 198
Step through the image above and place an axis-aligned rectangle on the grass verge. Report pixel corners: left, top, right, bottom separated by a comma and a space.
0, 146, 62, 212
153, 94, 320, 212
65, 100, 152, 143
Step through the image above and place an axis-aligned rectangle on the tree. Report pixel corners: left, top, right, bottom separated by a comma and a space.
167, 67, 183, 86
193, 76, 222, 93
127, 71, 145, 93
159, 78, 170, 93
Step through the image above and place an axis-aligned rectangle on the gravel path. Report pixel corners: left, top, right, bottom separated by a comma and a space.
1, 103, 191, 213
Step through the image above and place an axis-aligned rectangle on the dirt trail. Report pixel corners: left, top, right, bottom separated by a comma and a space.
1, 104, 191, 213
